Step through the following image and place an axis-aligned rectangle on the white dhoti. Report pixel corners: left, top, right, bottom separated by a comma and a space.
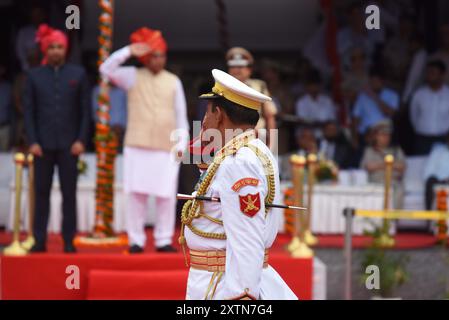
124, 146, 180, 248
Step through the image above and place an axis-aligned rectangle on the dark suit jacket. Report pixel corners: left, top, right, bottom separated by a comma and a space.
319, 134, 355, 169
24, 64, 90, 150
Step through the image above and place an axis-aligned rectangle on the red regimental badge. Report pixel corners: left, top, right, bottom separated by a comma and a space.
239, 193, 261, 217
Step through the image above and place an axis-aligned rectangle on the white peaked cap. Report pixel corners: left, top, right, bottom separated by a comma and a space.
199, 69, 271, 110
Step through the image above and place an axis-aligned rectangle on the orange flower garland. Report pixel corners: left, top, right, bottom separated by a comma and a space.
436, 188, 448, 243
93, 0, 117, 238
283, 188, 296, 235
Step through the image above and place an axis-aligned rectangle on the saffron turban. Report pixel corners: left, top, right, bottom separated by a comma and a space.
35, 24, 68, 64
130, 27, 167, 64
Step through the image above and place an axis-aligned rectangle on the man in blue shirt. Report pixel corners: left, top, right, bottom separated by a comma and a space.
352, 68, 399, 148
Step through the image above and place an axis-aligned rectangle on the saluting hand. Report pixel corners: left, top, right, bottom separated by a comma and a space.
130, 43, 152, 57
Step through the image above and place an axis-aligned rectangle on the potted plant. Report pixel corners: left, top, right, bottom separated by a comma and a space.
361, 225, 409, 299
314, 157, 339, 183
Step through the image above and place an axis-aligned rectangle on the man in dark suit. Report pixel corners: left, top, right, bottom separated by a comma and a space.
318, 121, 355, 169
24, 24, 90, 253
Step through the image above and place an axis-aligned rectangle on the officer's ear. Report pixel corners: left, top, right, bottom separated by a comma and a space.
212, 105, 225, 125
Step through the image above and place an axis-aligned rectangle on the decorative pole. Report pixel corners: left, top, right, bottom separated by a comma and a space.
21, 154, 35, 250
75, 0, 125, 247
215, 0, 230, 52
4, 153, 28, 256
93, 0, 116, 238
379, 154, 395, 247
288, 155, 313, 257
304, 153, 318, 246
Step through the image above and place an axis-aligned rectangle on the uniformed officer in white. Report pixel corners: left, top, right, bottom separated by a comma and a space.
180, 69, 297, 300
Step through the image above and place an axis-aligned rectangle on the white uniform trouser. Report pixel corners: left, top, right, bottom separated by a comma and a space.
126, 192, 176, 248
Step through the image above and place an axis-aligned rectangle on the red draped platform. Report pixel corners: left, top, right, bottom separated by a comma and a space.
0, 229, 437, 300
0, 230, 314, 300
0, 253, 313, 300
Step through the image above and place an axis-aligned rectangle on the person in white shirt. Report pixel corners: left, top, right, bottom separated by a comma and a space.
424, 134, 449, 210
410, 60, 449, 155
430, 24, 449, 85
295, 70, 336, 137
100, 27, 189, 253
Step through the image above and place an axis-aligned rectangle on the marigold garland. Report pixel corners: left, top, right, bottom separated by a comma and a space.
93, 0, 117, 238
436, 188, 448, 243
283, 188, 296, 235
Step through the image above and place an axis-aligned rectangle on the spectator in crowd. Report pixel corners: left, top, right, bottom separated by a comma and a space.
423, 133, 449, 210
342, 47, 370, 95
260, 59, 293, 113
289, 55, 311, 102
341, 77, 360, 134
12, 48, 41, 149
382, 15, 415, 92
16, 6, 46, 71
361, 120, 406, 209
410, 60, 449, 155
430, 24, 449, 85
337, 3, 383, 67
226, 47, 277, 148
352, 68, 399, 149
24, 25, 90, 253
259, 59, 294, 154
402, 33, 428, 104
295, 127, 318, 156
279, 127, 317, 181
295, 69, 336, 137
340, 48, 369, 130
91, 84, 127, 152
318, 120, 354, 169
0, 65, 12, 151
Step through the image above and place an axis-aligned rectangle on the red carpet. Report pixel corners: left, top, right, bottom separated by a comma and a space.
0, 253, 312, 300
87, 269, 189, 300
0, 229, 438, 300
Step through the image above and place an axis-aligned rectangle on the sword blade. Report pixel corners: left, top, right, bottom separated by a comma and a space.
176, 194, 307, 211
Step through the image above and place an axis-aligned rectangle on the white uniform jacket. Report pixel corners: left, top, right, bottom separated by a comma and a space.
184, 132, 298, 300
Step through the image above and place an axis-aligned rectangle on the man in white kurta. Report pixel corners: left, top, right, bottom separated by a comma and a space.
100, 27, 189, 252
181, 69, 297, 300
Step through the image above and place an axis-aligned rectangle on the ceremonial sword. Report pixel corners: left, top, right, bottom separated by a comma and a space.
177, 193, 307, 211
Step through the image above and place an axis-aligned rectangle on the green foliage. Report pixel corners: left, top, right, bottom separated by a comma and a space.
361, 220, 409, 298
77, 159, 88, 176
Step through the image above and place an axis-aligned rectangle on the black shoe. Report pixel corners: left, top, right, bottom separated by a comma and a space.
156, 245, 177, 253
128, 244, 144, 254
64, 243, 77, 253
30, 243, 47, 253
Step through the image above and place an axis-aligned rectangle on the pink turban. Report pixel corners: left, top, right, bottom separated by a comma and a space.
36, 24, 68, 65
